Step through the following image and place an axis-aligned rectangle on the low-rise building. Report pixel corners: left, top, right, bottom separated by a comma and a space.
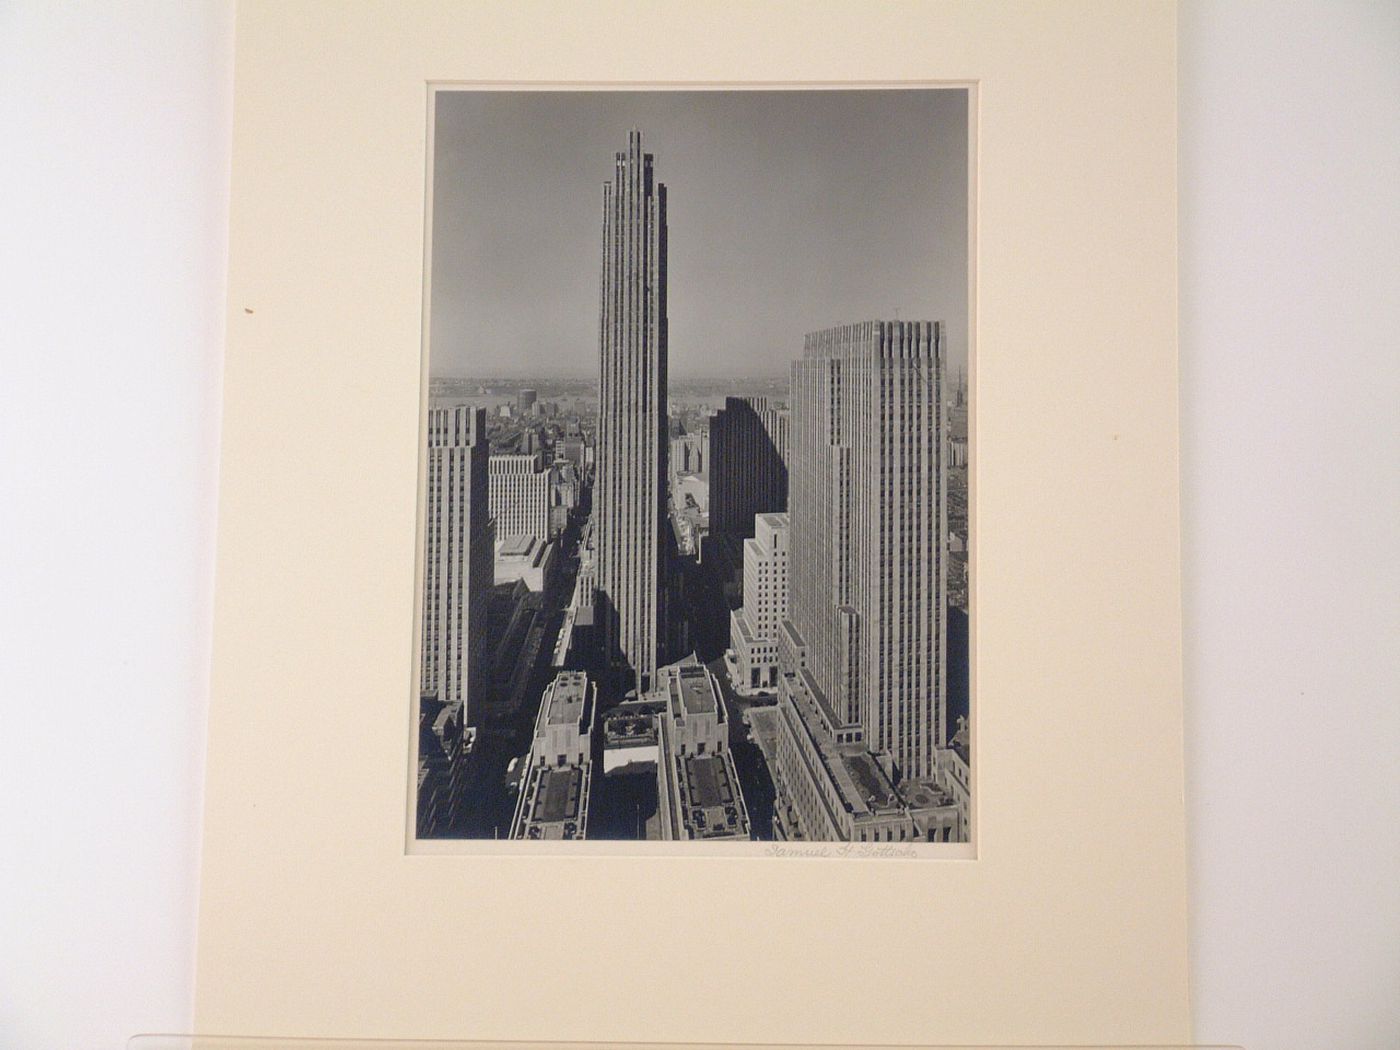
510, 671, 597, 840
771, 666, 962, 843
652, 661, 751, 841
494, 533, 555, 593
600, 702, 660, 775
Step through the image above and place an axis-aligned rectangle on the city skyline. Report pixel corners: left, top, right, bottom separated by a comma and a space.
429, 89, 969, 381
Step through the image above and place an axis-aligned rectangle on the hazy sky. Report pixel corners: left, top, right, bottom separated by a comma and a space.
429, 89, 967, 379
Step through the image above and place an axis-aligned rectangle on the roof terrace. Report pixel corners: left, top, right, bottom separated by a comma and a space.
498, 533, 536, 558
838, 748, 902, 814
783, 669, 900, 819
899, 779, 958, 812
515, 765, 589, 840
674, 753, 750, 840
544, 670, 591, 728
666, 662, 719, 719
601, 709, 659, 750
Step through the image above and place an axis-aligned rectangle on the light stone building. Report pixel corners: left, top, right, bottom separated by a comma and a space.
670, 429, 708, 479
420, 405, 493, 726
595, 129, 669, 692
772, 321, 967, 842
488, 452, 551, 542
652, 662, 751, 840
510, 671, 597, 841
729, 512, 789, 691
493, 533, 555, 593
787, 320, 948, 777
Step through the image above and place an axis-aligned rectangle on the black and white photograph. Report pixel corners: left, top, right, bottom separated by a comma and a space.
414, 88, 972, 846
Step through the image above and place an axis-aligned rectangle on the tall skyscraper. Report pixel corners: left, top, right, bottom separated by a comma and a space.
420, 405, 494, 725
785, 320, 948, 779
709, 395, 788, 535
595, 129, 668, 692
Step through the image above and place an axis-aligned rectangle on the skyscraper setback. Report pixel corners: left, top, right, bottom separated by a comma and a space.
594, 129, 669, 692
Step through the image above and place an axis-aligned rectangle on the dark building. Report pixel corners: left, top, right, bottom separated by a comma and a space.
709, 395, 788, 536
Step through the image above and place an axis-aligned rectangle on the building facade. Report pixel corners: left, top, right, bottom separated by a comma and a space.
730, 512, 789, 691
488, 452, 552, 541
709, 395, 788, 536
770, 321, 966, 843
420, 405, 494, 725
785, 320, 949, 778
594, 128, 669, 692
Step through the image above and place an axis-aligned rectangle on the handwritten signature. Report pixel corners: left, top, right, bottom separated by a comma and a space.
762, 842, 920, 859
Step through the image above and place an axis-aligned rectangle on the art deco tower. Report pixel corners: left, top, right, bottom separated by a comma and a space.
785, 321, 948, 779
595, 129, 668, 692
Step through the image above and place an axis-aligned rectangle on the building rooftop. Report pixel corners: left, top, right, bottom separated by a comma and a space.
497, 533, 538, 558
731, 607, 759, 645
783, 670, 902, 820
802, 320, 941, 361
489, 452, 545, 473
675, 753, 749, 839
839, 750, 901, 812
669, 663, 719, 718
533, 766, 583, 824
779, 619, 807, 650
899, 778, 957, 811
792, 665, 850, 740
544, 671, 591, 728
602, 709, 659, 749
514, 763, 590, 840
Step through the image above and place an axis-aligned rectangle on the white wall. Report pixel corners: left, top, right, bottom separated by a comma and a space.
1179, 3, 1400, 1048
0, 3, 230, 1048
0, 3, 1395, 1049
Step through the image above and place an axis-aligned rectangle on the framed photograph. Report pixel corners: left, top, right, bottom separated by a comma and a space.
198, 2, 1189, 1044
411, 85, 974, 855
